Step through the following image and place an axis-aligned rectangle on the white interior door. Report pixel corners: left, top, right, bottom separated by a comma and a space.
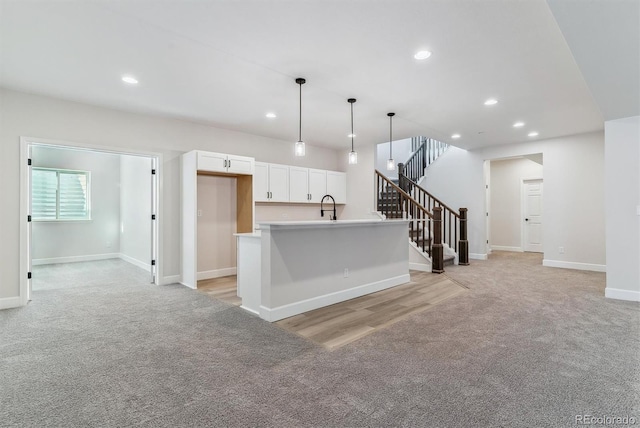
523, 179, 543, 253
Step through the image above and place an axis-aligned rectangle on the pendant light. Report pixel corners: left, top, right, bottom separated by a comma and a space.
386, 112, 396, 170
294, 78, 306, 156
347, 98, 357, 164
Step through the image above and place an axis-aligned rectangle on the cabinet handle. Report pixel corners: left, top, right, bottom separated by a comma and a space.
228, 159, 231, 168
223, 159, 227, 168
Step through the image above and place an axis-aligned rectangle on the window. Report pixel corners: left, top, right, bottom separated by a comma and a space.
32, 168, 91, 220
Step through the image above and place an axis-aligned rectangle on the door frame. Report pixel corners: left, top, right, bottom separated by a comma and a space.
521, 177, 543, 253
20, 136, 163, 305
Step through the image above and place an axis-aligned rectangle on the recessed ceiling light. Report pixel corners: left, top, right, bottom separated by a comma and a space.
414, 50, 432, 60
348, 133, 356, 138
484, 98, 498, 106
451, 134, 461, 139
121, 75, 138, 85
528, 131, 539, 137
513, 121, 525, 128
265, 112, 277, 118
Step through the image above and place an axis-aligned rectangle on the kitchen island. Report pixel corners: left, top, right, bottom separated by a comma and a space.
236, 219, 410, 322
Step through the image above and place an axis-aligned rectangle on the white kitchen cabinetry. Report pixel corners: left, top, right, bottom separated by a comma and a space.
197, 151, 254, 175
289, 167, 327, 203
182, 150, 254, 290
254, 162, 289, 202
289, 166, 310, 203
308, 169, 327, 203
326, 171, 347, 204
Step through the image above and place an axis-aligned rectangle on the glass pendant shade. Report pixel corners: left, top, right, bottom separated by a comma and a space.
295, 140, 305, 157
386, 158, 395, 171
348, 150, 358, 164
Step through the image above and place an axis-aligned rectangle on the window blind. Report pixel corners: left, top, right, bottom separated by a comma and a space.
32, 168, 90, 220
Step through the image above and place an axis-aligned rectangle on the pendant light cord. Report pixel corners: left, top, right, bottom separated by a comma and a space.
299, 81, 302, 142
350, 102, 354, 152
389, 114, 393, 158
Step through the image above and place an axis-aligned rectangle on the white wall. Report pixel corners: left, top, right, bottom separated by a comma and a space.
31, 146, 121, 262
422, 132, 605, 268
490, 157, 544, 250
197, 175, 236, 277
375, 138, 413, 179
0, 88, 341, 302
120, 155, 152, 270
605, 116, 640, 301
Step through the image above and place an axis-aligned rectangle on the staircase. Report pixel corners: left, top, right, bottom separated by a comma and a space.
375, 137, 468, 273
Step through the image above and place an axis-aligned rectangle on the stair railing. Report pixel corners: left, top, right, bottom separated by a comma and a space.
397, 173, 469, 265
399, 138, 450, 186
375, 170, 445, 272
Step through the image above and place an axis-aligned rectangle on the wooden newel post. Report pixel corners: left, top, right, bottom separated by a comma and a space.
432, 206, 444, 273
458, 208, 469, 266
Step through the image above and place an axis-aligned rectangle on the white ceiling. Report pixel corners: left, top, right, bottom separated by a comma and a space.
0, 0, 626, 151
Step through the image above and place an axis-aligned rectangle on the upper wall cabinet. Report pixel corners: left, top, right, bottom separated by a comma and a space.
254, 162, 289, 202
326, 171, 346, 204
287, 166, 346, 204
290, 167, 327, 203
197, 151, 254, 175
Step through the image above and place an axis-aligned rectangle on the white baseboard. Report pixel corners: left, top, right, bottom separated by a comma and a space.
469, 253, 488, 260
197, 267, 237, 281
119, 253, 151, 272
32, 253, 120, 266
543, 259, 606, 272
259, 274, 411, 322
409, 262, 432, 272
0, 296, 22, 310
179, 281, 197, 290
161, 275, 181, 286
491, 246, 523, 252
605, 287, 640, 302
240, 305, 260, 316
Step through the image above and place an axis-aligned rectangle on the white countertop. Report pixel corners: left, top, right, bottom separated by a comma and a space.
257, 219, 408, 230
234, 231, 261, 238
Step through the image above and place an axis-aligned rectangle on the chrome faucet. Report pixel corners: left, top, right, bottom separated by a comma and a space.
320, 194, 337, 220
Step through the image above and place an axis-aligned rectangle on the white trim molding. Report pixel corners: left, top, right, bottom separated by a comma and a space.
491, 246, 523, 252
469, 253, 488, 260
119, 254, 151, 272
259, 274, 411, 322
409, 262, 432, 272
605, 287, 640, 302
32, 253, 120, 266
0, 296, 22, 310
543, 259, 606, 272
197, 267, 237, 281
161, 275, 181, 286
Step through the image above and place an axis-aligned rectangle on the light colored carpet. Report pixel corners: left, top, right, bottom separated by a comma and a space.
1, 252, 638, 427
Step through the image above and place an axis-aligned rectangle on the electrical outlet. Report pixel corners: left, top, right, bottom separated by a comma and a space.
197, 210, 203, 217
559, 247, 565, 254
343, 268, 349, 278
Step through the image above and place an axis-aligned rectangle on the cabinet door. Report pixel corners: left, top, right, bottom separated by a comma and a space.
326, 171, 347, 204
227, 154, 254, 175
253, 162, 269, 202
289, 166, 310, 203
269, 164, 289, 202
308, 169, 327, 203
197, 151, 227, 173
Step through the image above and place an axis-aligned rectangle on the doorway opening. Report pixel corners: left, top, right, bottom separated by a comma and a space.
20, 138, 161, 304
486, 154, 543, 254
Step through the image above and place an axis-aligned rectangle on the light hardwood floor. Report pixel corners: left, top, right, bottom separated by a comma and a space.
197, 275, 242, 306
198, 271, 468, 350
